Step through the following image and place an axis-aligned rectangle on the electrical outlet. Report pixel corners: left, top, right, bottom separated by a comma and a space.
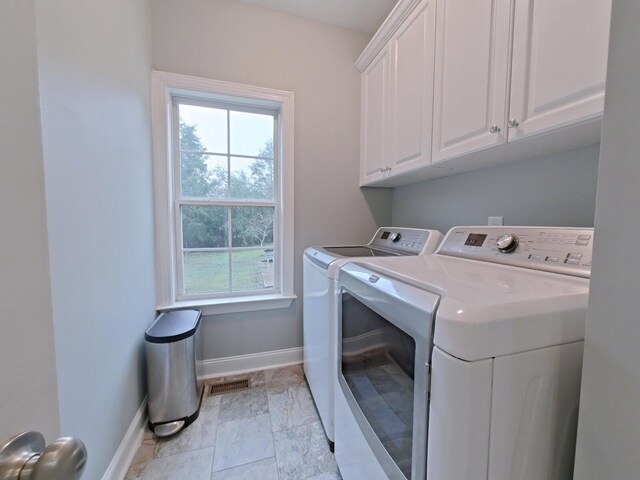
488, 216, 504, 226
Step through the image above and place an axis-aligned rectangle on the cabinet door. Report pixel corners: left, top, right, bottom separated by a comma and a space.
508, 0, 611, 141
360, 47, 390, 185
387, 0, 436, 177
431, 0, 512, 163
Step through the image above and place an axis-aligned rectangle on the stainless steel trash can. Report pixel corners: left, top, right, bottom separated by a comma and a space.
145, 309, 202, 437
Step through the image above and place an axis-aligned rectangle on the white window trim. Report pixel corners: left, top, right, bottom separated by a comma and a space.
151, 70, 295, 315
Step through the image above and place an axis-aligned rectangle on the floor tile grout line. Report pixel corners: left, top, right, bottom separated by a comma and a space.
207, 444, 215, 480
210, 412, 274, 473
268, 407, 281, 480
266, 387, 282, 480
210, 456, 279, 479
208, 414, 219, 478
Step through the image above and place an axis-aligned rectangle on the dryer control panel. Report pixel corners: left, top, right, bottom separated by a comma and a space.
437, 226, 594, 278
369, 227, 443, 255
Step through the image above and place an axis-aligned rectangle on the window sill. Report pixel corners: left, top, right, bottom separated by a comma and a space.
157, 294, 296, 316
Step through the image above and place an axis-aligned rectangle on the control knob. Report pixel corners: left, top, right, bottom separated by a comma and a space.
496, 234, 519, 253
389, 233, 402, 243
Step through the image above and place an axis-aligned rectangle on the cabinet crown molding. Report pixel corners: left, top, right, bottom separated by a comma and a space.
355, 0, 423, 72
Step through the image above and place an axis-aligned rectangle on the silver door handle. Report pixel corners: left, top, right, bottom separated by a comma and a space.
508, 118, 519, 128
0, 431, 87, 480
489, 124, 501, 134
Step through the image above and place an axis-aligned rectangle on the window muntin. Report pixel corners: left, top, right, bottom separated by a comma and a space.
174, 97, 279, 299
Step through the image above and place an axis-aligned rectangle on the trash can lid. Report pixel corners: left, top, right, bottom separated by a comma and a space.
145, 309, 201, 344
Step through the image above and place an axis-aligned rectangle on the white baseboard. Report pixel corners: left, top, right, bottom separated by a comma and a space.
197, 346, 303, 380
101, 397, 147, 480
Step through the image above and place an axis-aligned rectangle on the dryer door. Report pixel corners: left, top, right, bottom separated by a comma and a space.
337, 262, 439, 480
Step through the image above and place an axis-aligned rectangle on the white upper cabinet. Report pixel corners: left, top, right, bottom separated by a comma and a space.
357, 0, 610, 186
432, 0, 512, 163
432, 0, 610, 164
388, 0, 436, 176
358, 0, 436, 185
508, 0, 612, 141
360, 48, 389, 185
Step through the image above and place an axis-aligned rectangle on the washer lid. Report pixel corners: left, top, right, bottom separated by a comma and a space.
305, 245, 400, 270
304, 227, 444, 270
350, 255, 590, 361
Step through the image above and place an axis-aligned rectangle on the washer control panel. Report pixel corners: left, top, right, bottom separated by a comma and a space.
370, 227, 435, 255
438, 226, 594, 278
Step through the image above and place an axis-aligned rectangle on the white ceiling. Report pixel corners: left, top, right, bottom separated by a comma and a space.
234, 0, 398, 34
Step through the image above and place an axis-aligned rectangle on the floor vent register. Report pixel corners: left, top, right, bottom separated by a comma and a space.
207, 378, 251, 396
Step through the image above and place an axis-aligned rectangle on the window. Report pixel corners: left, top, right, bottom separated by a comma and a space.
176, 99, 277, 296
152, 71, 295, 314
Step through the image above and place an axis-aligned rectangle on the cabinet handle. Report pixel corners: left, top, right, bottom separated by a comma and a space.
508, 119, 520, 128
489, 125, 501, 134
380, 167, 385, 173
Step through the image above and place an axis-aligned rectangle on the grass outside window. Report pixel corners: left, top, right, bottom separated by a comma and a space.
183, 249, 274, 294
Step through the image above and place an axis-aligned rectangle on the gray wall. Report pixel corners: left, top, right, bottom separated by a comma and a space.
0, 0, 60, 443
574, 0, 640, 477
151, 0, 392, 359
392, 145, 600, 232
34, 0, 156, 478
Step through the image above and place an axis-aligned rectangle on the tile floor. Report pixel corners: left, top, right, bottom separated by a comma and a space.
125, 365, 341, 480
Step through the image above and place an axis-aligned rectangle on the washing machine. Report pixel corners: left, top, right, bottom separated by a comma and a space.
303, 227, 443, 448
334, 226, 594, 480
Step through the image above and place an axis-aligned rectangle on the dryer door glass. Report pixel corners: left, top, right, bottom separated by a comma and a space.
341, 293, 415, 479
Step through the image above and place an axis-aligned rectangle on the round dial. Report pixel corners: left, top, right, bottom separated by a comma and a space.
496, 234, 519, 253
389, 232, 402, 243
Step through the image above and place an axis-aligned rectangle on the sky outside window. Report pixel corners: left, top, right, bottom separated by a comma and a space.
179, 104, 227, 153
179, 104, 273, 159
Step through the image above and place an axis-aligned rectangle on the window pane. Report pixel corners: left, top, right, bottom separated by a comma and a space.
181, 205, 230, 295
230, 111, 273, 157
183, 251, 230, 294
231, 249, 272, 292
181, 205, 228, 248
179, 104, 227, 154
204, 155, 229, 199
231, 206, 274, 248
229, 157, 274, 200
181, 153, 229, 198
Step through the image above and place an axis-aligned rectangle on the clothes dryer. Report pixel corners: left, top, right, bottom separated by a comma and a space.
335, 226, 593, 480
303, 227, 443, 447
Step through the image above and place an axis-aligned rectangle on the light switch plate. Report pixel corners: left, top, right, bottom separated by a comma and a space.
488, 216, 504, 226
